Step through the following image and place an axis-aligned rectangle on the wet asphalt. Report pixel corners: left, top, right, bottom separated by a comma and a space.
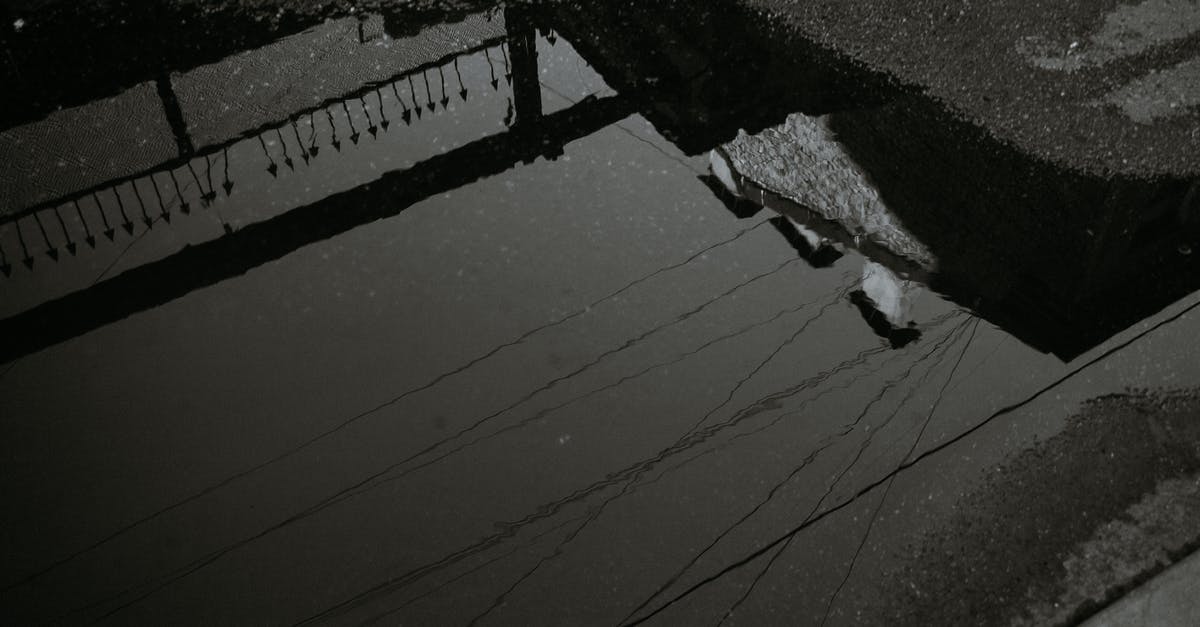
2, 1, 1199, 625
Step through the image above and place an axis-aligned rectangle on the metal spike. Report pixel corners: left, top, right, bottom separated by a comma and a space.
339, 102, 360, 144
453, 57, 468, 102
150, 170, 173, 220
168, 170, 190, 214
129, 181, 152, 228
259, 135, 278, 177
112, 188, 135, 233
185, 160, 213, 207
438, 66, 449, 108
485, 47, 499, 90
422, 70, 435, 112
31, 211, 58, 260
0, 240, 11, 276
392, 81, 412, 126
325, 109, 341, 152
291, 120, 309, 164
93, 193, 116, 240
375, 90, 390, 131
72, 200, 95, 247
149, 173, 170, 221
360, 97, 378, 138
15, 219, 34, 269
202, 154, 218, 202
500, 44, 512, 83
222, 146, 234, 194
275, 129, 294, 171
52, 206, 75, 255
306, 113, 320, 156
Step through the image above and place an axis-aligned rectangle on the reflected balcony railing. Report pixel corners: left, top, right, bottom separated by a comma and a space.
0, 7, 637, 362
4, 0, 1199, 367
1, 12, 515, 279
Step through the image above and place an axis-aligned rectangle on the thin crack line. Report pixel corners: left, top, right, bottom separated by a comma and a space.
708, 320, 971, 624
293, 279, 854, 626
618, 317, 968, 624
6, 219, 770, 598
622, 296, 1200, 626
818, 319, 978, 626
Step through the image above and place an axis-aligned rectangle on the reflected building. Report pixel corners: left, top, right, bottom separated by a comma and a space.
2, 0, 1199, 364
706, 103, 1200, 360
0, 5, 633, 361
547, 0, 1200, 360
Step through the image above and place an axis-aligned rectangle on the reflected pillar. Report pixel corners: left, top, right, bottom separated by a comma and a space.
505, 7, 543, 129
155, 74, 195, 157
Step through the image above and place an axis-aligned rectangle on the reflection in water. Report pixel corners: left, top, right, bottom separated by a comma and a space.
0, 12, 511, 281
8, 2, 1195, 363
712, 104, 1200, 359
0, 8, 609, 357
851, 263, 922, 350
2, 2, 1200, 626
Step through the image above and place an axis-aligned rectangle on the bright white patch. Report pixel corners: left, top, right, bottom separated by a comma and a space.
708, 149, 742, 197
862, 261, 920, 326
786, 217, 824, 249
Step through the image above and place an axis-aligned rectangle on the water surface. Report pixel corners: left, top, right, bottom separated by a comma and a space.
3, 3, 1200, 625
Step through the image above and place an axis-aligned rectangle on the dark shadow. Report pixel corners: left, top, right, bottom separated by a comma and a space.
848, 290, 922, 349
768, 216, 843, 269
825, 98, 1200, 359
7, 0, 1200, 364
545, 0, 899, 155
697, 174, 761, 220
545, 0, 1200, 360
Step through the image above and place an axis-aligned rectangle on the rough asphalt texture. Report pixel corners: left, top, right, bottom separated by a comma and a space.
1083, 548, 1200, 626
2, 0, 1198, 623
886, 389, 1200, 626
743, 0, 1200, 178
6, 0, 1197, 177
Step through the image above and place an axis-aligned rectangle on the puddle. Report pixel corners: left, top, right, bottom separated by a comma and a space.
2, 2, 1199, 625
